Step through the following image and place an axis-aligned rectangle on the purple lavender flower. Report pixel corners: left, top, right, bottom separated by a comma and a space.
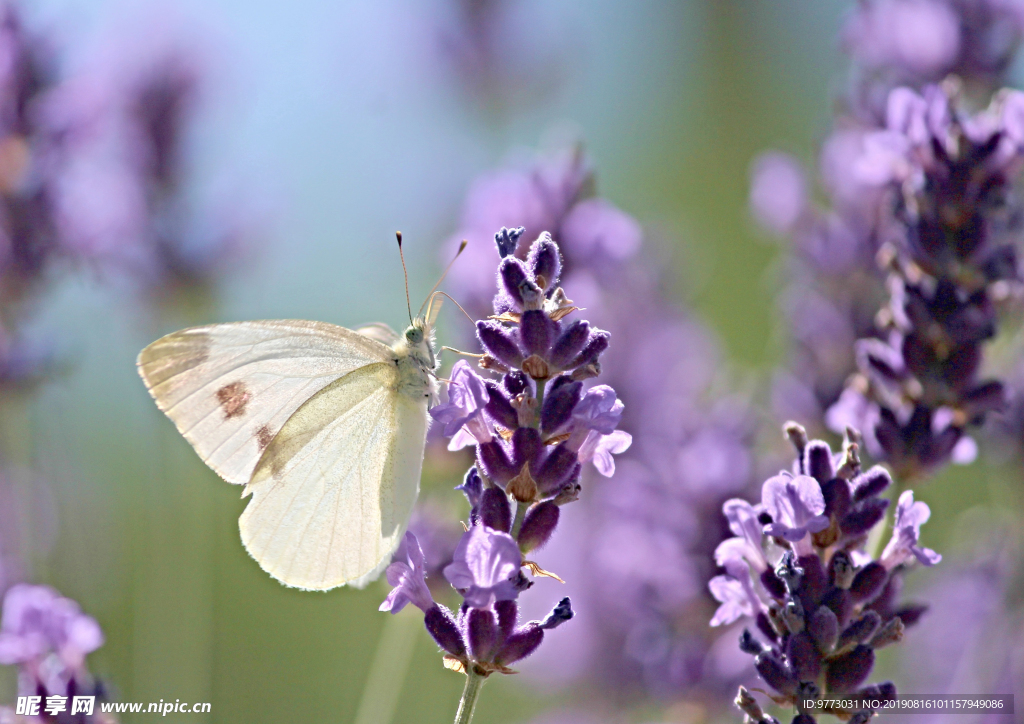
760, 473, 830, 550
755, 2, 1024, 480
430, 359, 494, 450
0, 583, 109, 705
379, 531, 435, 614
880, 491, 942, 569
443, 525, 522, 609
710, 425, 938, 722
441, 148, 758, 707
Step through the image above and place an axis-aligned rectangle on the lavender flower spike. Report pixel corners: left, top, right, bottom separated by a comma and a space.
443, 525, 522, 608
380, 531, 435, 614
761, 473, 829, 553
429, 360, 494, 450
711, 426, 940, 722
880, 490, 941, 569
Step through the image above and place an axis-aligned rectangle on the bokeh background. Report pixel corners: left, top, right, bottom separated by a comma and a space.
2, 1, 1022, 722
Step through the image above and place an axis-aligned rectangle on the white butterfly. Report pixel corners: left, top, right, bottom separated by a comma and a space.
137, 242, 449, 591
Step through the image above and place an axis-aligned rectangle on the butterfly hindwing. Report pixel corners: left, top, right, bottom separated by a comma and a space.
136, 320, 394, 486
240, 362, 429, 590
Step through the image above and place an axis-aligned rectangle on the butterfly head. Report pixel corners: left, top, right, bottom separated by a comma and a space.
398, 316, 437, 371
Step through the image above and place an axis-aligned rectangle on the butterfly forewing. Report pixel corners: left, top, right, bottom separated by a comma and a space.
240, 362, 428, 590
137, 320, 394, 486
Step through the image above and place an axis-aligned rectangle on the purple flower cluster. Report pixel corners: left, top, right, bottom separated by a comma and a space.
0, 3, 244, 389
752, 0, 1024, 477
826, 84, 1022, 478
711, 424, 940, 724
442, 149, 756, 704
0, 583, 110, 720
381, 231, 629, 682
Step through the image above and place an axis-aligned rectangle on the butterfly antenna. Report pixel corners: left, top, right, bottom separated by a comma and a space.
433, 291, 474, 326
396, 231, 413, 325
417, 239, 468, 318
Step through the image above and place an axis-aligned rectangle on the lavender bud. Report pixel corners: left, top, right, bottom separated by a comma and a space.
757, 611, 780, 643
567, 330, 610, 369
494, 599, 518, 643
526, 233, 561, 290
540, 378, 582, 435
838, 611, 881, 649
511, 427, 543, 471
851, 466, 891, 502
804, 441, 835, 484
739, 628, 766, 655
821, 587, 852, 627
494, 226, 524, 258
840, 498, 889, 536
825, 645, 874, 693
517, 501, 559, 552
792, 714, 817, 724
797, 554, 827, 607
787, 631, 822, 681
520, 310, 559, 357
895, 604, 928, 627
760, 567, 787, 599
456, 467, 483, 511
539, 596, 573, 629
849, 563, 888, 603
477, 321, 524, 369
755, 652, 797, 695
822, 478, 852, 520
485, 382, 518, 430
479, 487, 512, 533
808, 606, 839, 652
782, 599, 805, 634
478, 440, 517, 485
784, 421, 809, 460
549, 320, 591, 368
494, 625, 543, 665
534, 443, 579, 495
498, 257, 530, 309
424, 605, 467, 658
467, 608, 500, 661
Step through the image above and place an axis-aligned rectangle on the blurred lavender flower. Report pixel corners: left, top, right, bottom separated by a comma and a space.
444, 148, 757, 707
0, 583, 112, 720
713, 424, 939, 724
43, 33, 247, 303
432, 0, 566, 117
753, 0, 1024, 478
845, 0, 1024, 113
383, 231, 623, 720
825, 83, 1021, 478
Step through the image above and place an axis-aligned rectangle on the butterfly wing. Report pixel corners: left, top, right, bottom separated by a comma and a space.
239, 361, 429, 590
137, 320, 394, 486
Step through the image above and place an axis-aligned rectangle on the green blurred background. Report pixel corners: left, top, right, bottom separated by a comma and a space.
3, 1, 1021, 722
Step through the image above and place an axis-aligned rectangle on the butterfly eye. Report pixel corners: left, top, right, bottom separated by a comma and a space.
406, 328, 423, 344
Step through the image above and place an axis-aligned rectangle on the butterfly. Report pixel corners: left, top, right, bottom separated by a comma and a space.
137, 235, 457, 591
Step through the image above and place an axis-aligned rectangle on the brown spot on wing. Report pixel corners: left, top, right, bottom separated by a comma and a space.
216, 381, 251, 419
255, 424, 274, 451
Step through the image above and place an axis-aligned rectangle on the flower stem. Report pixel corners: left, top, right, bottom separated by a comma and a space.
453, 669, 485, 724
510, 501, 528, 539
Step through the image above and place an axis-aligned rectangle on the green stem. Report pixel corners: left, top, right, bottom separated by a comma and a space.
453, 670, 485, 724
510, 501, 528, 539
533, 379, 546, 428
